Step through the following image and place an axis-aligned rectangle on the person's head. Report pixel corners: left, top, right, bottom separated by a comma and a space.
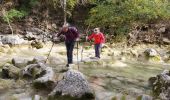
62, 23, 69, 32
93, 28, 100, 34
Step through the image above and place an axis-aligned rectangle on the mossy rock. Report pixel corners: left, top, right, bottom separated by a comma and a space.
2, 63, 21, 79
31, 41, 43, 49
149, 56, 161, 62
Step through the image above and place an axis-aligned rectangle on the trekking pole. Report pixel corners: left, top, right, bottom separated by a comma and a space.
77, 41, 79, 70
45, 42, 55, 63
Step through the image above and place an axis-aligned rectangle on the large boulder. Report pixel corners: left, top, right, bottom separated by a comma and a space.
49, 69, 94, 99
139, 48, 162, 63
149, 70, 170, 99
12, 57, 30, 68
22, 63, 55, 90
2, 63, 21, 79
1, 35, 25, 45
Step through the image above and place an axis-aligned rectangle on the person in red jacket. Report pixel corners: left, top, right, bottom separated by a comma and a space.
87, 28, 105, 58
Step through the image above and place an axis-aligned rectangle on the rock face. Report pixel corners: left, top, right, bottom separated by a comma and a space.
49, 69, 94, 99
1, 35, 25, 45
149, 70, 170, 99
2, 63, 21, 79
22, 63, 55, 89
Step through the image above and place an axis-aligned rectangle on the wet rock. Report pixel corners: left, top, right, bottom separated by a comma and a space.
31, 40, 43, 49
149, 70, 170, 99
139, 48, 162, 63
1, 35, 25, 45
2, 63, 21, 79
22, 63, 55, 90
49, 69, 94, 99
12, 57, 30, 68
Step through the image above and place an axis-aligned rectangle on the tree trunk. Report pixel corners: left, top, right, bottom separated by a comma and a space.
2, 8, 14, 36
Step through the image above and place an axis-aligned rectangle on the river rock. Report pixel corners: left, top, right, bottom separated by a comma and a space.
1, 35, 25, 45
2, 63, 21, 79
31, 40, 43, 49
141, 48, 162, 62
49, 69, 94, 99
149, 70, 170, 99
22, 63, 55, 90
12, 57, 30, 68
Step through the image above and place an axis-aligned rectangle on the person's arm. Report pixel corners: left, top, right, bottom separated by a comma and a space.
57, 31, 63, 37
72, 29, 79, 39
88, 33, 95, 40
101, 33, 105, 43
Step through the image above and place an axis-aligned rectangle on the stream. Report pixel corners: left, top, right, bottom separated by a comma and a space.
0, 43, 169, 100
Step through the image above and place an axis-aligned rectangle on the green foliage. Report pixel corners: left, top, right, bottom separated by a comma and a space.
86, 0, 170, 41
29, 0, 39, 7
2, 9, 27, 22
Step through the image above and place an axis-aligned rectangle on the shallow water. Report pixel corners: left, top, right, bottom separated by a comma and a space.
0, 44, 169, 100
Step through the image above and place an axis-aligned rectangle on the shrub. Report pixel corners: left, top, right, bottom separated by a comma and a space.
86, 0, 170, 42
2, 9, 28, 22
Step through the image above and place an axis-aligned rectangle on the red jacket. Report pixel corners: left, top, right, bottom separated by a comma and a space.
88, 32, 105, 44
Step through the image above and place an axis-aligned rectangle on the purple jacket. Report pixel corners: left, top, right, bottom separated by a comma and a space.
57, 27, 79, 42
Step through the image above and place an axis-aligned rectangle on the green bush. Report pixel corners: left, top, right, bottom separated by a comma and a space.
86, 0, 170, 41
2, 9, 28, 22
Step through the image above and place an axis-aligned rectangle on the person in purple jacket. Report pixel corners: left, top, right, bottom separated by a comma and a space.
57, 24, 79, 67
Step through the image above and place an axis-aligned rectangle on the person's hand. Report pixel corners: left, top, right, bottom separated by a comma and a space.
76, 38, 80, 42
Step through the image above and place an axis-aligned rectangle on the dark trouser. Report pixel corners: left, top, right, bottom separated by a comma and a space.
95, 44, 101, 58
65, 41, 75, 64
